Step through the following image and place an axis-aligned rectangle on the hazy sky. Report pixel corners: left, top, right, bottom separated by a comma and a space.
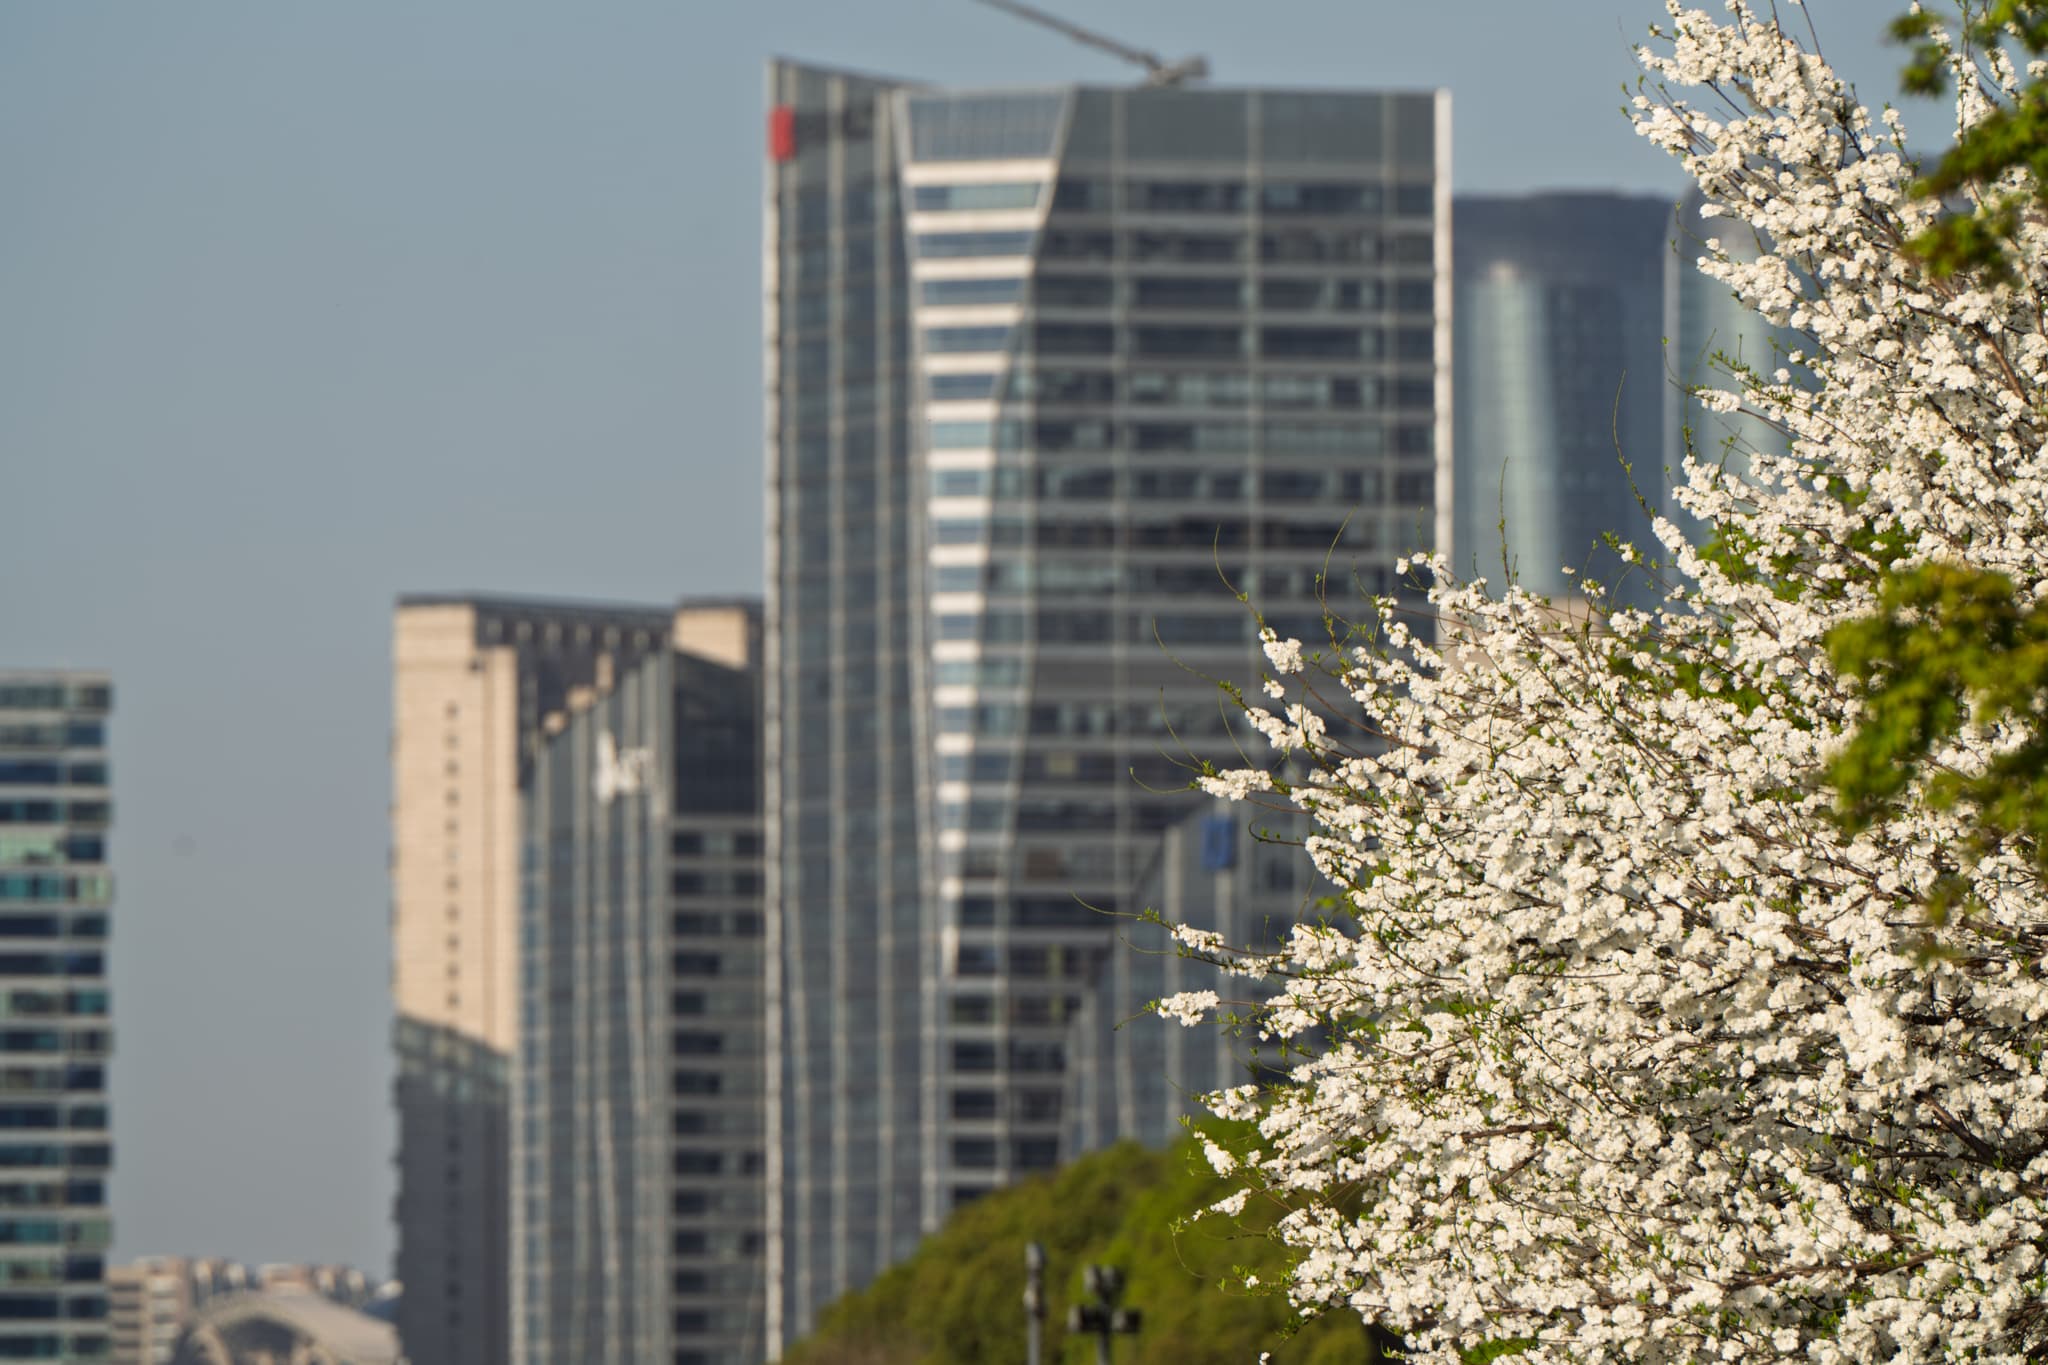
0, 0, 1907, 1275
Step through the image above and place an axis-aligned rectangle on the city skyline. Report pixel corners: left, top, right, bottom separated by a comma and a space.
0, 0, 1911, 1275
762, 64, 1448, 1346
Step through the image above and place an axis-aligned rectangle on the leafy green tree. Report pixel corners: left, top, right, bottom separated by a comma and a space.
778, 1139, 1390, 1365
1893, 1, 2048, 277
1825, 4, 2048, 882
1827, 562, 2048, 907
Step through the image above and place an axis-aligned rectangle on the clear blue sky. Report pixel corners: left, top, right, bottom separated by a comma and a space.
0, 0, 1906, 1275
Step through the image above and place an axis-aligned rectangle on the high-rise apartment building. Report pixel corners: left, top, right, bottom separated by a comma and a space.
389, 597, 673, 1365
0, 672, 114, 1361
764, 65, 1449, 1346
513, 603, 765, 1365
1452, 193, 1673, 599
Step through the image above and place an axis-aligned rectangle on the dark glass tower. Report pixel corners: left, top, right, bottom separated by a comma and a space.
764, 65, 1449, 1348
1452, 193, 1674, 600
514, 608, 765, 1365
0, 673, 114, 1362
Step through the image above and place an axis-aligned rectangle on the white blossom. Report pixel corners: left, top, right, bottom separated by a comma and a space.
1171, 5, 2048, 1361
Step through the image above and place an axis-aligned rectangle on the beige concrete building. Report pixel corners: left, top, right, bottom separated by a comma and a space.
109, 1260, 192, 1365
389, 596, 674, 1365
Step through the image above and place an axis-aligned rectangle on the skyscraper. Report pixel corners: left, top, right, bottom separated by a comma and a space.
513, 602, 765, 1365
389, 596, 673, 1365
0, 672, 115, 1361
764, 65, 1449, 1346
1452, 193, 1674, 600
1666, 184, 1798, 498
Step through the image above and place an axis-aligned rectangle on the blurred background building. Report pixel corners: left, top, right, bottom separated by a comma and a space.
388, 598, 673, 1365
1452, 192, 1673, 601
512, 602, 765, 1365
0, 673, 115, 1362
109, 1258, 395, 1365
762, 62, 1449, 1348
1665, 184, 1801, 503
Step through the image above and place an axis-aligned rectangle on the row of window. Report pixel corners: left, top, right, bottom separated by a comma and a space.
0, 838, 102, 869
672, 909, 763, 938
0, 728, 101, 756
1050, 177, 1432, 219
924, 321, 1428, 361
929, 416, 1427, 456
919, 274, 1415, 314
927, 513, 1407, 557
0, 687, 107, 715
910, 178, 1429, 219
911, 182, 1041, 213
0, 1113, 102, 1129
1046, 227, 1433, 266
0, 919, 104, 944
0, 1033, 107, 1061
795, 176, 1428, 223
954, 944, 1112, 984
950, 1086, 1062, 1122
935, 751, 1185, 791
0, 880, 109, 906
0, 805, 108, 830
0, 1184, 101, 1210
0, 958, 102, 981
950, 1136, 1061, 1171
944, 842, 1125, 885
670, 1147, 766, 1177
671, 870, 763, 898
0, 1146, 109, 1170
0, 767, 104, 791
670, 831, 761, 859
951, 1040, 1064, 1073
915, 228, 1434, 266
0, 1257, 99, 1287
0, 1068, 101, 1097
929, 464, 1400, 506
671, 1069, 761, 1098
0, 1333, 110, 1360
931, 368, 1405, 412
951, 993, 1089, 1029
939, 795, 1192, 833
0, 994, 106, 1022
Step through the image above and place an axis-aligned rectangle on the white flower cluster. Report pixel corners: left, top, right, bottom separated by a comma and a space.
1174, 5, 2048, 1361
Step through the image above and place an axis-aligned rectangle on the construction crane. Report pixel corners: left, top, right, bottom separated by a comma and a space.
971, 0, 1209, 87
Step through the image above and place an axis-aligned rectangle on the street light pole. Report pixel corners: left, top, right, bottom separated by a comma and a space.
1024, 1242, 1046, 1365
1068, 1264, 1142, 1365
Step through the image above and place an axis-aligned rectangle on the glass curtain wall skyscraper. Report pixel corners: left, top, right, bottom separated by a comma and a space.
389, 596, 673, 1365
1452, 193, 1674, 601
0, 673, 115, 1362
765, 65, 1449, 1348
515, 607, 765, 1365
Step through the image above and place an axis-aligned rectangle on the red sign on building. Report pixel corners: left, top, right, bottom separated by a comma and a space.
768, 105, 798, 162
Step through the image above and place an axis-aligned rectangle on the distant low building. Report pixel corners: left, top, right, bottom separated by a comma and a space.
110, 1259, 393, 1365
167, 1287, 401, 1365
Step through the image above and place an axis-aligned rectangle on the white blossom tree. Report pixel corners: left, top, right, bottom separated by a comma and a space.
1164, 3, 2048, 1360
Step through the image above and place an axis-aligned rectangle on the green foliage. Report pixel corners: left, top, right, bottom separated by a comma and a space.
778, 1138, 1392, 1365
1893, 2, 2048, 280
1826, 562, 2048, 896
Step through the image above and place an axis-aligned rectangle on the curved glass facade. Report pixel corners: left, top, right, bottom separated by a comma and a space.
1452, 193, 1673, 601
